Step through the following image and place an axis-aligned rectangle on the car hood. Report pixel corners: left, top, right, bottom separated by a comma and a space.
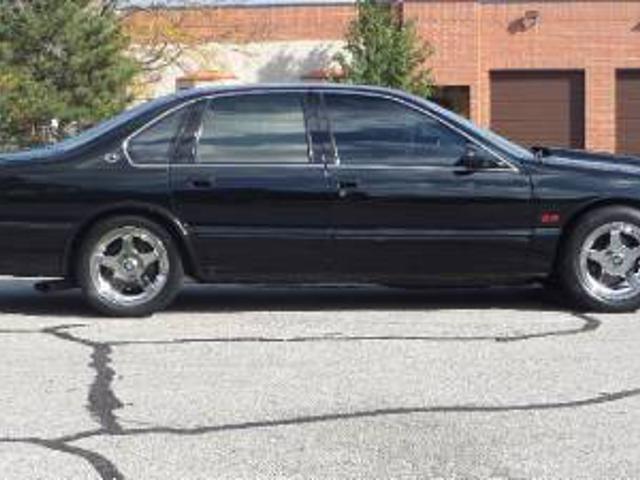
536, 147, 640, 175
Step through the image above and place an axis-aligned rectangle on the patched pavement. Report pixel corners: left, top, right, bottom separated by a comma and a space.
0, 279, 639, 479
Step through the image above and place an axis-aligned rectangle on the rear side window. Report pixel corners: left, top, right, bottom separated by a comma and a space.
127, 105, 190, 165
324, 93, 468, 167
197, 93, 309, 164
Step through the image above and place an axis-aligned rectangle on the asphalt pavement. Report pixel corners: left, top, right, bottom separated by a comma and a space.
0, 278, 639, 479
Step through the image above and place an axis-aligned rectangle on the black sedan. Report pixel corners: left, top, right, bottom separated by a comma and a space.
1, 84, 640, 316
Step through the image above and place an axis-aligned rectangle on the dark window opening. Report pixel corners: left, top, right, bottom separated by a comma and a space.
432, 86, 471, 119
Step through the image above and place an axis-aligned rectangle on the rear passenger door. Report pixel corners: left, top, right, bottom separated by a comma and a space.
170, 91, 333, 281
322, 92, 533, 283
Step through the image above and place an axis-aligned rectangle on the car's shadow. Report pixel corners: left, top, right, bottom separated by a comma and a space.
0, 280, 570, 317
171, 283, 566, 313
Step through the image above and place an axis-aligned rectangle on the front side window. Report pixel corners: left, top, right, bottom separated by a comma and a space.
197, 93, 309, 164
127, 105, 190, 165
324, 93, 471, 167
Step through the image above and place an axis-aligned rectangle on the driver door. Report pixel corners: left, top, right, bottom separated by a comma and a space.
321, 92, 534, 284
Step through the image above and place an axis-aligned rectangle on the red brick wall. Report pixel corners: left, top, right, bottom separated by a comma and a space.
407, 0, 640, 152
404, 1, 480, 118
124, 4, 355, 43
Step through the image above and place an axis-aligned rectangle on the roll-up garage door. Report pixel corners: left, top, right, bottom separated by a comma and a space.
617, 70, 640, 156
491, 70, 585, 149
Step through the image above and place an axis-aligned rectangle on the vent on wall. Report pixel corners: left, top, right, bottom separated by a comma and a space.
508, 10, 541, 34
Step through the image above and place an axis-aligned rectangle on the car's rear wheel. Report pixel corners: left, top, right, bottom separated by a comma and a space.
560, 206, 640, 312
77, 216, 183, 316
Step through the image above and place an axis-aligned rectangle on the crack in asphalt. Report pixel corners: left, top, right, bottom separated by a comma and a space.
5, 383, 640, 474
42, 325, 124, 435
495, 313, 601, 342
33, 439, 125, 480
0, 438, 124, 480
0, 311, 619, 480
0, 325, 127, 479
109, 313, 602, 346
110, 386, 640, 437
0, 328, 48, 334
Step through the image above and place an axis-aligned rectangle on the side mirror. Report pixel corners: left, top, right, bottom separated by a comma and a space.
455, 144, 488, 174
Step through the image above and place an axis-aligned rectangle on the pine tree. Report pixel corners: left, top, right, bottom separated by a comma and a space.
0, 0, 138, 148
333, 0, 435, 98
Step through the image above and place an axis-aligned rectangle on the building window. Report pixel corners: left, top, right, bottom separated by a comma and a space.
432, 86, 471, 119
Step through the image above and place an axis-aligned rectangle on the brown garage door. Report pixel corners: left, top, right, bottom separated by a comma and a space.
491, 70, 585, 149
617, 70, 640, 155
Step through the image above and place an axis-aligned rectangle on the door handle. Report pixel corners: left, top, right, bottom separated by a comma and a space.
338, 180, 359, 198
187, 177, 214, 189
339, 180, 358, 189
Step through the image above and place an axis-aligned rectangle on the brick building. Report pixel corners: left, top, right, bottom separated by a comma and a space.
125, 0, 640, 155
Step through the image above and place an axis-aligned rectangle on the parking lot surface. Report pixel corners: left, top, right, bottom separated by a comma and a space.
0, 278, 639, 479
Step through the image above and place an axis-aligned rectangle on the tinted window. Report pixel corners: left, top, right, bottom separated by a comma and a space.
198, 93, 309, 164
325, 94, 468, 167
127, 105, 190, 164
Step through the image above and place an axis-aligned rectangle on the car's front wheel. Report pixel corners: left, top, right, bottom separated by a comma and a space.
560, 206, 640, 312
77, 216, 183, 316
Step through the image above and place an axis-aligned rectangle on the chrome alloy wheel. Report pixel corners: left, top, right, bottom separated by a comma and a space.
579, 221, 640, 302
89, 226, 170, 307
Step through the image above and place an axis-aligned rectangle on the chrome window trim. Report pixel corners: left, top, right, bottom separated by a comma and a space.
156, 163, 327, 169
325, 164, 515, 172
123, 87, 521, 173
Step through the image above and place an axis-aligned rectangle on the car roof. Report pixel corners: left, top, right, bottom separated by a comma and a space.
171, 82, 413, 102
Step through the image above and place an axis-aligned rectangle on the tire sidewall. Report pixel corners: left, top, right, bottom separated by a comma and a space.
77, 216, 183, 317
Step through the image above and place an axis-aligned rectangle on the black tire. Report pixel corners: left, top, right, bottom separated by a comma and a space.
77, 215, 183, 317
559, 205, 640, 312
